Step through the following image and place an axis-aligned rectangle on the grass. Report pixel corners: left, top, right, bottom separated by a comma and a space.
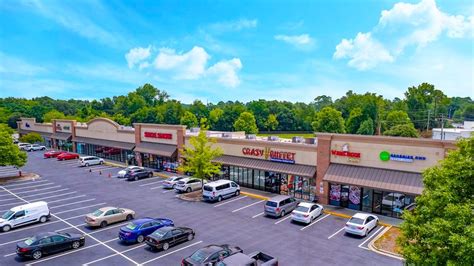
373, 226, 402, 255
256, 133, 314, 139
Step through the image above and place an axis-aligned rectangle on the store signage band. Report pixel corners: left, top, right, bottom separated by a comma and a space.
144, 132, 173, 140
380, 151, 426, 163
242, 147, 296, 164
56, 124, 70, 132
331, 143, 361, 163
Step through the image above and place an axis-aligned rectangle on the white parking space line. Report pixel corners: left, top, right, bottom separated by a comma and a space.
84, 243, 147, 265
16, 185, 62, 195
0, 187, 139, 266
214, 196, 248, 207
8, 182, 55, 191
232, 200, 264, 213
162, 190, 171, 193
2, 180, 49, 188
358, 226, 385, 250
45, 195, 87, 204
139, 180, 164, 186
300, 214, 331, 231
0, 197, 20, 202
252, 212, 264, 218
150, 186, 165, 190
22, 188, 69, 198
54, 203, 106, 214
132, 176, 163, 183
1, 178, 45, 185
140, 240, 203, 265
274, 215, 292, 224
328, 227, 346, 239
0, 213, 88, 236
24, 237, 118, 264
0, 201, 24, 207
91, 167, 117, 172
33, 191, 78, 201
50, 199, 97, 209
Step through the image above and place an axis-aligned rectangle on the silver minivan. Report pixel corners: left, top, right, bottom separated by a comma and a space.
264, 195, 298, 217
79, 156, 104, 167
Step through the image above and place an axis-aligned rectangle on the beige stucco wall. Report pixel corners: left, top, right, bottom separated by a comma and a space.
75, 120, 135, 143
19, 118, 53, 133
330, 140, 445, 173
140, 126, 178, 145
54, 121, 73, 133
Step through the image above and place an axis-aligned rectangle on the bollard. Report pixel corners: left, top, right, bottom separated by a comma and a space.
108, 173, 111, 178
99, 171, 102, 175
89, 169, 91, 173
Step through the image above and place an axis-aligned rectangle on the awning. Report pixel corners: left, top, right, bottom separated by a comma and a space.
134, 142, 177, 157
323, 164, 423, 195
73, 136, 135, 150
51, 132, 72, 141
213, 155, 316, 177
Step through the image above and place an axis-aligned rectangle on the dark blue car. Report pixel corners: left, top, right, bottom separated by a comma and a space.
118, 217, 174, 243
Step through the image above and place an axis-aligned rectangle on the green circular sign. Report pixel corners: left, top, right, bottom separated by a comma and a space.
380, 151, 390, 161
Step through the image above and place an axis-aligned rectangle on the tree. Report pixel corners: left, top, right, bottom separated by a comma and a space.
178, 129, 223, 188
180, 111, 198, 129
383, 110, 412, 131
209, 108, 224, 130
189, 100, 209, 122
42, 110, 65, 122
234, 112, 258, 134
405, 83, 449, 130
356, 118, 374, 135
19, 132, 44, 144
264, 114, 279, 132
0, 128, 27, 167
312, 107, 345, 133
7, 113, 22, 129
312, 95, 333, 111
383, 124, 419, 138
462, 104, 474, 121
0, 124, 14, 135
346, 107, 365, 134
398, 136, 474, 265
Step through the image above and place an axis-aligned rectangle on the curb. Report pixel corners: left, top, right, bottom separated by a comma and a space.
240, 192, 269, 201
368, 226, 405, 261
323, 210, 351, 219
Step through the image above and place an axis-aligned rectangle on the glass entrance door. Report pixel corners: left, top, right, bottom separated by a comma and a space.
372, 191, 383, 214
265, 172, 280, 194
340, 185, 349, 208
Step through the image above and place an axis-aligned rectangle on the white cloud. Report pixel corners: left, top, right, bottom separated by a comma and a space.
207, 58, 242, 87
334, 0, 474, 70
274, 34, 314, 49
208, 18, 258, 32
125, 46, 152, 69
154, 46, 210, 80
333, 32, 394, 70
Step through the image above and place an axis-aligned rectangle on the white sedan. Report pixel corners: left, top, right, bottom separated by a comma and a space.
25, 144, 46, 151
344, 213, 379, 237
117, 166, 143, 178
162, 176, 185, 189
291, 202, 324, 224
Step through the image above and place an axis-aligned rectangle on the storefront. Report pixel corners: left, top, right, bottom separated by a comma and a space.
17, 118, 54, 147
51, 120, 74, 151
74, 137, 134, 164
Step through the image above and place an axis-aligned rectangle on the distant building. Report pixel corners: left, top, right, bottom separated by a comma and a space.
432, 121, 474, 140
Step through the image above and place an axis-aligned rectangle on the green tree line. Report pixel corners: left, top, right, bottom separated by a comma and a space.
1, 83, 472, 137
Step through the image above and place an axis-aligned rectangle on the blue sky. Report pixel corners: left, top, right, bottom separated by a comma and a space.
0, 0, 472, 103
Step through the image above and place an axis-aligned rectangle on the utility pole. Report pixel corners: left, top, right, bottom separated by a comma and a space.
426, 110, 431, 132
440, 114, 444, 140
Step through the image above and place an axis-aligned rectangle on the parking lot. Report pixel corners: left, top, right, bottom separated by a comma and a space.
0, 151, 403, 265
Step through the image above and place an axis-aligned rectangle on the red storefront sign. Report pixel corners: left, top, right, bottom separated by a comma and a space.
144, 132, 173, 139
331, 150, 361, 158
242, 147, 296, 164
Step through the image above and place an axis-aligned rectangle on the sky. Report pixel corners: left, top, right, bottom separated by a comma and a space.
0, 0, 473, 103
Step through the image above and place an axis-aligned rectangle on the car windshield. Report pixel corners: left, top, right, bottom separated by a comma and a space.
1, 210, 14, 219
190, 249, 209, 262
203, 186, 212, 192
349, 217, 365, 225
384, 195, 395, 201
152, 229, 167, 237
91, 210, 103, 217
265, 201, 277, 207
24, 236, 38, 246
126, 222, 138, 230
295, 206, 309, 213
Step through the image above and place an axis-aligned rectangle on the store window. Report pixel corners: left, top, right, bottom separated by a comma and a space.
329, 183, 341, 206
362, 188, 373, 213
348, 186, 361, 210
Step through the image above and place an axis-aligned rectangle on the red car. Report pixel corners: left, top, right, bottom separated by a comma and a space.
104, 148, 121, 155
57, 152, 79, 161
43, 150, 66, 159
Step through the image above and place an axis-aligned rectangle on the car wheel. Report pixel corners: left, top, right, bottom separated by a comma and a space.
235, 190, 240, 196
134, 176, 139, 181
280, 210, 286, 217
39, 216, 47, 223
85, 163, 89, 167
148, 173, 152, 178
217, 196, 222, 202
162, 242, 170, 251
32, 250, 42, 260
100, 221, 107, 228
72, 241, 80, 249
364, 229, 368, 237
41, 147, 45, 150
100, 161, 104, 165
186, 187, 191, 193
2, 225, 11, 232
137, 235, 144, 243
187, 234, 194, 241
126, 214, 133, 221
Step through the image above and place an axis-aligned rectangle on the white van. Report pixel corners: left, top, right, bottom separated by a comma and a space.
202, 180, 240, 202
79, 156, 104, 167
0, 201, 50, 232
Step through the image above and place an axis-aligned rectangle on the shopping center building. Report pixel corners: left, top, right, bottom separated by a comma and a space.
17, 117, 457, 218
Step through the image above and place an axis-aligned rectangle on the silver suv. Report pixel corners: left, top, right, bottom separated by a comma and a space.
264, 195, 298, 218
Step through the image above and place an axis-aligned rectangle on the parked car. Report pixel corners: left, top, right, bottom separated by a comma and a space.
182, 244, 243, 266
56, 152, 79, 161
124, 168, 153, 181
291, 202, 324, 224
118, 217, 174, 243
16, 232, 85, 260
217, 251, 278, 266
95, 146, 106, 153
117, 166, 143, 178
0, 201, 50, 232
264, 195, 298, 218
18, 143, 31, 150
79, 156, 104, 167
25, 144, 46, 152
162, 176, 185, 189
202, 180, 240, 202
43, 150, 66, 159
382, 193, 406, 208
174, 178, 203, 193
145, 226, 195, 251
344, 213, 379, 237
85, 207, 135, 228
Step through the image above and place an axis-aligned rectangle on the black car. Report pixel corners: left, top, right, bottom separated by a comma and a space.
16, 232, 85, 260
182, 244, 243, 265
125, 168, 153, 181
145, 226, 195, 251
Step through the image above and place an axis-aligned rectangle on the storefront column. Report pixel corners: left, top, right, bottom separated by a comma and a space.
176, 127, 185, 175
135, 152, 142, 167
316, 134, 332, 204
